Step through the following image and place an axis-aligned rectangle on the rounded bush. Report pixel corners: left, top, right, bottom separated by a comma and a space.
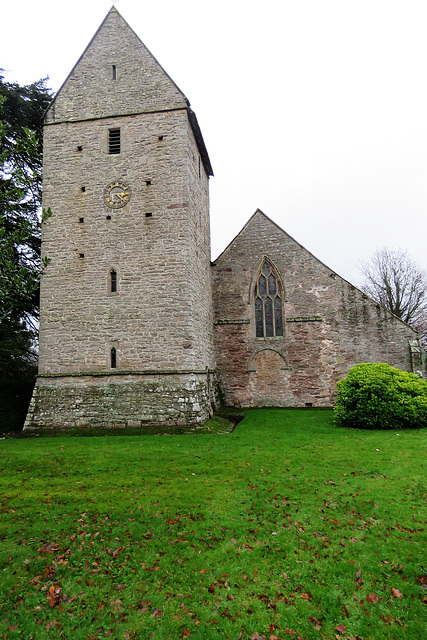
334, 363, 427, 429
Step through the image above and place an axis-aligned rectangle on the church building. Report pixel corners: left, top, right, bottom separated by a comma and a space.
24, 7, 424, 430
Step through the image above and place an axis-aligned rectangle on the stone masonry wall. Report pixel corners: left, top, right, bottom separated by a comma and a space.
39, 109, 212, 375
185, 117, 216, 369
25, 373, 216, 431
212, 211, 419, 407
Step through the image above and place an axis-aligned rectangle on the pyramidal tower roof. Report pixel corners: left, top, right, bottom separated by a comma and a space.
46, 6, 188, 122
46, 6, 212, 175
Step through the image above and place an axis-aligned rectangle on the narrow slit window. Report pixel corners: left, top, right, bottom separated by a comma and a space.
254, 260, 284, 338
111, 347, 117, 369
110, 269, 117, 293
112, 65, 117, 80
108, 128, 121, 154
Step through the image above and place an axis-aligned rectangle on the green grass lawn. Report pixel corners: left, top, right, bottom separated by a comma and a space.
0, 409, 425, 640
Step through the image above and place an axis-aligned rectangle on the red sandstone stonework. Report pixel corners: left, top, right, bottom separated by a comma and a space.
212, 211, 422, 408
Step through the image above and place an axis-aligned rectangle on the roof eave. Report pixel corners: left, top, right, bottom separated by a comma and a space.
187, 108, 213, 177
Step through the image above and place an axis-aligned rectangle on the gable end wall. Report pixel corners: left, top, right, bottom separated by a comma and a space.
212, 212, 418, 407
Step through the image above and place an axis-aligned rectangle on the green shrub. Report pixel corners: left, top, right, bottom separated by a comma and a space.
334, 363, 427, 429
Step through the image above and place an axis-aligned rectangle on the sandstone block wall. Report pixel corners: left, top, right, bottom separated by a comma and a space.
25, 372, 217, 431
39, 109, 212, 375
212, 211, 420, 407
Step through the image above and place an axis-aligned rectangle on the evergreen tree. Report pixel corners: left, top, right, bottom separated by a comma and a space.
0, 73, 52, 378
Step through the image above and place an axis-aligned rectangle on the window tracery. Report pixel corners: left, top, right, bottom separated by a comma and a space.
254, 260, 284, 337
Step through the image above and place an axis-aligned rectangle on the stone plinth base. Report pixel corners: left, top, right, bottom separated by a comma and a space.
24, 370, 218, 431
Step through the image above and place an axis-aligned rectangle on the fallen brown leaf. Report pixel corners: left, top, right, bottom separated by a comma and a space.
366, 592, 379, 603
309, 616, 322, 630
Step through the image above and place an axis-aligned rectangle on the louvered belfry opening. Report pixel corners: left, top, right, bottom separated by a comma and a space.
108, 128, 120, 154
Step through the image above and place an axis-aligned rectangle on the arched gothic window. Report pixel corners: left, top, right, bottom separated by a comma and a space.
254, 261, 284, 337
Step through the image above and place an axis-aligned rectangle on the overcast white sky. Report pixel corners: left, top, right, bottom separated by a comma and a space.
2, 0, 426, 284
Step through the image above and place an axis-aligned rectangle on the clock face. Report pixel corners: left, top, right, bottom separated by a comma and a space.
103, 181, 131, 209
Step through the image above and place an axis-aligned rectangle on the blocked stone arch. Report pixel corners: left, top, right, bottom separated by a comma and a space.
250, 256, 286, 338
247, 347, 290, 372
247, 347, 293, 407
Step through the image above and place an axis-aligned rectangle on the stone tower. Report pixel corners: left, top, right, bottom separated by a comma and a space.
25, 7, 216, 430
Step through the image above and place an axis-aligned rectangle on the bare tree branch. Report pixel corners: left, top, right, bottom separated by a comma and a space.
360, 247, 427, 349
